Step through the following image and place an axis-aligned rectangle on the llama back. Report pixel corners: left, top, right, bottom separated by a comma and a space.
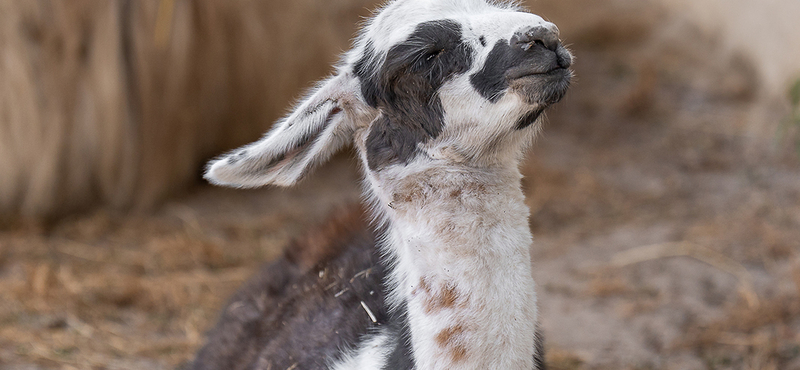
190, 207, 387, 370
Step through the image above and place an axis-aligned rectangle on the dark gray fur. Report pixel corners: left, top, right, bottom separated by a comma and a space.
382, 302, 415, 369
354, 20, 474, 170
515, 108, 545, 130
470, 26, 571, 105
189, 219, 387, 370
227, 150, 248, 165
534, 326, 547, 370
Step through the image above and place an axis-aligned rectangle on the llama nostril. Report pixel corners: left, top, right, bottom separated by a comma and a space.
513, 26, 559, 52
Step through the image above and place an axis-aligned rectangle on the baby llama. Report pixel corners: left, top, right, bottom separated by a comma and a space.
192, 0, 572, 369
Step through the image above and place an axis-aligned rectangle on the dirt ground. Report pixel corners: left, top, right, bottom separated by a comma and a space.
2, 1, 800, 370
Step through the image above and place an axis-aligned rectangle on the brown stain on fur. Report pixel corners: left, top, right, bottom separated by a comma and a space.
433, 284, 459, 310
415, 276, 472, 363
421, 280, 463, 314
392, 191, 416, 204
435, 324, 469, 363
412, 276, 432, 297
435, 324, 465, 346
387, 168, 497, 215
450, 345, 468, 363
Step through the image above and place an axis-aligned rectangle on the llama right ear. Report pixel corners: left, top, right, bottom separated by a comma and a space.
205, 71, 371, 188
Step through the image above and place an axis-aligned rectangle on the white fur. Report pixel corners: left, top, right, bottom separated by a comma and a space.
204, 0, 567, 369
330, 334, 392, 370
360, 160, 538, 370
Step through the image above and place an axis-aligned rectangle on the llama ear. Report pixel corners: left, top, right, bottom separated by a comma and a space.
205, 72, 369, 188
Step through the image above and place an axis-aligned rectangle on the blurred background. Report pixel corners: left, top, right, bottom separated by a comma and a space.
0, 0, 798, 369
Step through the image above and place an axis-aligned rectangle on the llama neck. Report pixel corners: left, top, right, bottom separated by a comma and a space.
370, 163, 537, 370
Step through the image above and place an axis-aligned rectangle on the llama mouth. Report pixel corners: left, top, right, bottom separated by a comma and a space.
507, 66, 570, 81
508, 67, 571, 106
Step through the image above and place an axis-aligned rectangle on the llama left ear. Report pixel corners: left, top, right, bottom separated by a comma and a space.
205, 72, 369, 188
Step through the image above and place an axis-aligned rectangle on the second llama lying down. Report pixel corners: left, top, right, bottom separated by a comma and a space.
193, 0, 572, 369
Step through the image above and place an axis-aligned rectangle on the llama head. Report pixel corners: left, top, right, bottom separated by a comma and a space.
205, 0, 571, 188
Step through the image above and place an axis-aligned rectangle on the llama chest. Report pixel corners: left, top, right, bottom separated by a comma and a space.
358, 168, 539, 370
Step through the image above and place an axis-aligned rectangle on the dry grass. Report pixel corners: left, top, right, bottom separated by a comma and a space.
679, 293, 800, 370
0, 158, 363, 369
546, 348, 586, 370
0, 210, 266, 368
611, 242, 760, 308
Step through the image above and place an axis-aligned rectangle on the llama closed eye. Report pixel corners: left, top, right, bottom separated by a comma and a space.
426, 50, 445, 61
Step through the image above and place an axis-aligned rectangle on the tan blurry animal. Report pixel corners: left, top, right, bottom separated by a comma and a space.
0, 0, 377, 219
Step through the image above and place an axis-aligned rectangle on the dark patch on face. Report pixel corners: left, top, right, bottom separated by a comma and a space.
382, 301, 416, 370
353, 42, 380, 107
515, 108, 545, 130
469, 26, 571, 105
470, 40, 521, 103
479, 36, 487, 47
354, 20, 474, 170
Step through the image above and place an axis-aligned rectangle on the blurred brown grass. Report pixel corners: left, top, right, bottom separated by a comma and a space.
1, 0, 799, 369
0, 158, 363, 369
0, 208, 266, 368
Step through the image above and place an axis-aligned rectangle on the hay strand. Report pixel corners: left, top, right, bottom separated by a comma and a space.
611, 242, 760, 308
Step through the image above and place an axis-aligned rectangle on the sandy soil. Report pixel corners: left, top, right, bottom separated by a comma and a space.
1, 1, 799, 369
